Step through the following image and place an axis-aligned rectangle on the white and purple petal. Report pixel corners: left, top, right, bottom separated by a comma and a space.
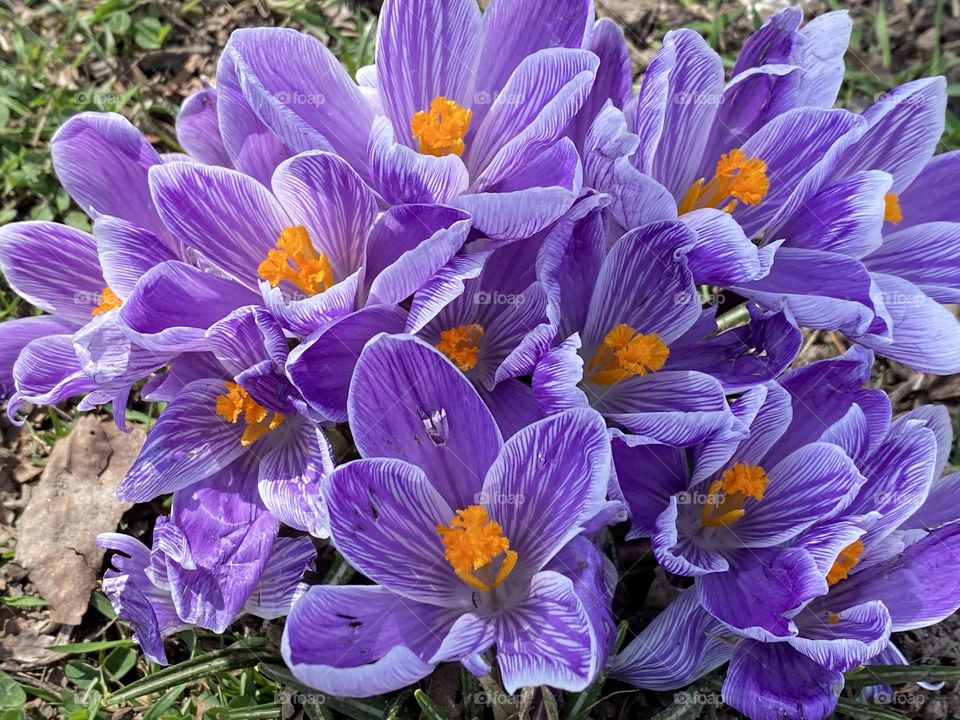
348, 333, 502, 509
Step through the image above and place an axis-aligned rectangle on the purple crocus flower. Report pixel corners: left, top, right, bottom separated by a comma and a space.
581, 13, 924, 344
282, 333, 617, 696
102, 306, 328, 645
718, 402, 960, 720
0, 110, 190, 418
98, 528, 315, 663
586, 13, 960, 374
217, 0, 616, 240
583, 10, 859, 247
0, 102, 265, 423
0, 218, 178, 424
0, 222, 106, 414
753, 77, 960, 373
122, 149, 475, 352
531, 209, 800, 445
414, 236, 555, 438
116, 305, 331, 539
613, 355, 960, 719
613, 348, 891, 639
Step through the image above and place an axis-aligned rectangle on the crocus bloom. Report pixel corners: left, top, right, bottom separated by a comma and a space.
757, 77, 960, 373
585, 13, 960, 374
613, 348, 890, 638
583, 10, 858, 247
613, 355, 960, 720
0, 104, 276, 423
414, 234, 559, 437
122, 148, 476, 359
99, 529, 314, 663
581, 12, 920, 346
106, 307, 330, 637
282, 334, 617, 696
0, 219, 176, 424
218, 0, 615, 239
0, 110, 193, 419
533, 212, 800, 445
116, 306, 331, 539
715, 401, 951, 719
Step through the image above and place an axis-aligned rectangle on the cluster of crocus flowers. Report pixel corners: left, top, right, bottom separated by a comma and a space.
1, 1, 960, 719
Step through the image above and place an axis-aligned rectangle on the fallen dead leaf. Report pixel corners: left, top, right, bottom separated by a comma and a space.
0, 604, 67, 669
14, 416, 145, 625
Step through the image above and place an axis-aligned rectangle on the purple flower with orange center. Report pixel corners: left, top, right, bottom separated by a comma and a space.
413, 234, 557, 437
116, 306, 331, 540
749, 76, 960, 374
532, 205, 800, 445
282, 334, 618, 697
0, 110, 199, 421
612, 349, 893, 640
113, 147, 475, 356
0, 216, 185, 425
286, 222, 555, 434
217, 0, 635, 239
0, 89, 261, 423
581, 11, 923, 349
612, 391, 960, 720
585, 10, 960, 375
582, 11, 858, 288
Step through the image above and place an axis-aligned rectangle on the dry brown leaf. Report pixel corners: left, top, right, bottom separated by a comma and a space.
15, 415, 145, 625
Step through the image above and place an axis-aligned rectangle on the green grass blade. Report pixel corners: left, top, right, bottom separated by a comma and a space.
414, 689, 458, 720
51, 640, 136, 654
103, 648, 279, 706
560, 621, 630, 720
845, 664, 960, 687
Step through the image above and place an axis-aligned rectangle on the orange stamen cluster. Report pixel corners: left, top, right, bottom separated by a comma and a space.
258, 226, 334, 297
884, 192, 903, 225
91, 287, 122, 316
411, 97, 471, 157
586, 324, 670, 386
826, 540, 864, 586
436, 505, 518, 592
215, 381, 284, 446
436, 324, 484, 372
679, 149, 770, 215
700, 463, 769, 528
